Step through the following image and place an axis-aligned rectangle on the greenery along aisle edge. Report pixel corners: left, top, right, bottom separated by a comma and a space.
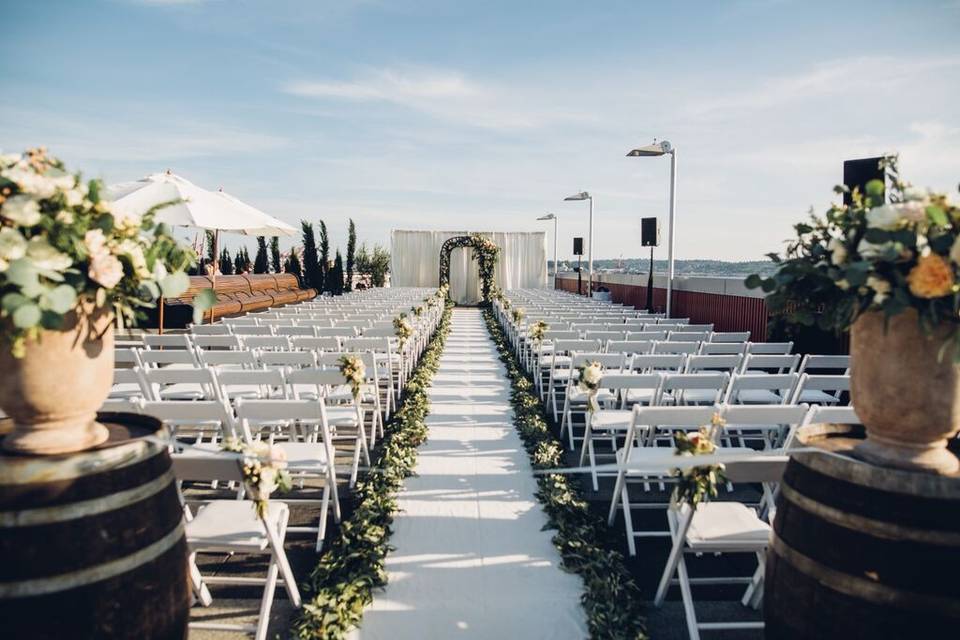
293, 303, 453, 640
483, 309, 648, 640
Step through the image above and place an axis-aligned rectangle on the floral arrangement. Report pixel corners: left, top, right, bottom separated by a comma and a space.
393, 315, 413, 350
338, 354, 366, 400
501, 297, 511, 310
511, 307, 526, 324
577, 361, 604, 412
746, 157, 960, 348
437, 235, 499, 304
671, 414, 728, 508
222, 438, 292, 518
0, 148, 195, 356
412, 305, 423, 317
528, 319, 548, 344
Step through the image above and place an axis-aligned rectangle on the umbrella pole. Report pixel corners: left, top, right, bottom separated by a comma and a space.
158, 296, 164, 335
209, 229, 219, 325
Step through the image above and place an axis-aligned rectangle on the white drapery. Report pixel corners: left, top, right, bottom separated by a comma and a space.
391, 230, 548, 305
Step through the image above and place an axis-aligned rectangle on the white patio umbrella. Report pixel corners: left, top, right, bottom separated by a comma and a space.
106, 171, 296, 325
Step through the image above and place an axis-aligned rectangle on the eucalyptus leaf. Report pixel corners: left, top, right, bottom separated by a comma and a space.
160, 271, 190, 297
42, 284, 78, 314
192, 288, 218, 325
1, 292, 29, 314
12, 303, 41, 329
5, 258, 39, 288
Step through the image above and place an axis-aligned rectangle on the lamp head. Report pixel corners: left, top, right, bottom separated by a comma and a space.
627, 140, 673, 157
564, 191, 590, 201
537, 213, 556, 220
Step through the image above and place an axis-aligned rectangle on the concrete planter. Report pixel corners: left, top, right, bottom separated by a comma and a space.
851, 310, 960, 474
0, 304, 113, 455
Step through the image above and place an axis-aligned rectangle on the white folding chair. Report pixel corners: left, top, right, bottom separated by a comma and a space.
171, 451, 301, 640
789, 373, 850, 406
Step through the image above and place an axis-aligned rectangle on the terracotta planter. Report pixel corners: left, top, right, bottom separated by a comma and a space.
0, 304, 114, 455
851, 310, 960, 474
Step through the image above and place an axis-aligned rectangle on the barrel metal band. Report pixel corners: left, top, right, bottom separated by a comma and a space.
0, 469, 176, 528
0, 521, 184, 598
770, 532, 960, 616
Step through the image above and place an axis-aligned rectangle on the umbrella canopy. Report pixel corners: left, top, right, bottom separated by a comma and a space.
106, 171, 296, 236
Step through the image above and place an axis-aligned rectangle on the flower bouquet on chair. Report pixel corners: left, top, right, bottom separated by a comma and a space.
577, 361, 604, 413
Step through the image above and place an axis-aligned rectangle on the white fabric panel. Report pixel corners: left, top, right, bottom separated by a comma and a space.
391, 230, 547, 305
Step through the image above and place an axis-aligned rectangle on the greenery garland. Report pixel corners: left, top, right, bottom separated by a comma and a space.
483, 309, 648, 640
293, 303, 453, 640
437, 233, 500, 305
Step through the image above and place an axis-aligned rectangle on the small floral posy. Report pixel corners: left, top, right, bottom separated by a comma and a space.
577, 361, 603, 412
0, 148, 195, 356
671, 413, 728, 509
222, 438, 292, 519
511, 307, 525, 324
393, 315, 414, 350
528, 319, 548, 344
338, 354, 366, 400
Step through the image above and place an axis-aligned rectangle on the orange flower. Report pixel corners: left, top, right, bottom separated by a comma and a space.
907, 254, 955, 298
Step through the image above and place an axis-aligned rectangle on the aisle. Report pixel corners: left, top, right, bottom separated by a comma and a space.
353, 309, 587, 639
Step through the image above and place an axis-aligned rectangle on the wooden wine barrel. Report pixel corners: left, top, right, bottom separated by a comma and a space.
765, 423, 960, 639
0, 413, 189, 640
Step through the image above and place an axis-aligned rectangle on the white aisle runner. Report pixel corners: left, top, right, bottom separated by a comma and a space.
353, 309, 587, 639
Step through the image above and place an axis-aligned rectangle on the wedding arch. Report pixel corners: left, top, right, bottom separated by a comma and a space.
438, 233, 500, 305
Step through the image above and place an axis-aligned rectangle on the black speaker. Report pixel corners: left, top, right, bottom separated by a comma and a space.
641, 217, 660, 247
843, 157, 885, 206
573, 237, 584, 256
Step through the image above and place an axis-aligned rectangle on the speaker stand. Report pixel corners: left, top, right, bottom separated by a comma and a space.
646, 246, 655, 312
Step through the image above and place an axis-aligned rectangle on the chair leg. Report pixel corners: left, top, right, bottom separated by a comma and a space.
315, 484, 331, 553
254, 557, 280, 640
622, 482, 637, 557
607, 470, 626, 526
188, 551, 213, 607
676, 555, 701, 640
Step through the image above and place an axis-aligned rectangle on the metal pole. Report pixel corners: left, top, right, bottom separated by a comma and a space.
587, 196, 594, 298
646, 245, 654, 313
553, 216, 558, 290
666, 151, 677, 318
577, 255, 582, 295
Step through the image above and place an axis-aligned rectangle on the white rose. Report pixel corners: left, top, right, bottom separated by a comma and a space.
828, 238, 847, 265
84, 229, 108, 256
1, 195, 42, 226
858, 239, 890, 259
89, 252, 124, 288
64, 188, 84, 207
0, 227, 28, 262
258, 467, 278, 494
865, 204, 900, 229
583, 363, 603, 385
1, 167, 59, 198
26, 236, 73, 271
116, 239, 150, 278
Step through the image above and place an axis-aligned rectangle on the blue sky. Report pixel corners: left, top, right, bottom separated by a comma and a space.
3, 0, 959, 262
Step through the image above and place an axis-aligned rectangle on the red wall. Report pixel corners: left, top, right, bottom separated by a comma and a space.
556, 277, 769, 341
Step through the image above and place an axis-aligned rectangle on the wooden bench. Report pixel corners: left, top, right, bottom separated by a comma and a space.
152, 274, 317, 328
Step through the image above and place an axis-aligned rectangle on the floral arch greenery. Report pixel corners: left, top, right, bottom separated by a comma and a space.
438, 233, 500, 305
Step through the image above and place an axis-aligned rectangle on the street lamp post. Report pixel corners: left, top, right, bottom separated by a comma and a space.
536, 213, 558, 290
627, 140, 677, 317
563, 191, 593, 297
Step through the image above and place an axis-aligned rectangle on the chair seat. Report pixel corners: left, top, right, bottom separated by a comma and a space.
686, 502, 771, 551
108, 384, 143, 400
590, 409, 633, 431
277, 442, 332, 470
158, 385, 208, 401
186, 500, 288, 551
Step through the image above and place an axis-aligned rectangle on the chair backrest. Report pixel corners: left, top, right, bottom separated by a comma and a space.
342, 337, 391, 354
143, 334, 192, 350
627, 331, 667, 341
217, 368, 288, 399
698, 342, 747, 355
189, 323, 232, 336
725, 373, 799, 404
785, 404, 860, 449
747, 341, 794, 355
630, 353, 686, 372
598, 373, 662, 392
790, 374, 850, 404
142, 367, 220, 401
316, 327, 358, 339
296, 318, 335, 329
799, 354, 851, 374
171, 450, 245, 484
543, 330, 580, 341
653, 341, 699, 355
629, 405, 719, 445
569, 352, 626, 371
190, 334, 243, 350
741, 354, 801, 374
607, 340, 654, 356
362, 326, 396, 338
242, 336, 292, 351
661, 373, 730, 404
285, 368, 350, 400
668, 331, 711, 343
115, 347, 142, 366
138, 349, 199, 368
110, 368, 147, 398
584, 331, 626, 344
199, 349, 260, 369
222, 317, 259, 327
711, 331, 750, 343
552, 339, 602, 357
685, 354, 743, 373
721, 404, 810, 430
683, 324, 713, 332
230, 325, 275, 336
258, 350, 317, 369
274, 326, 317, 337
233, 398, 332, 443
290, 336, 341, 352
140, 398, 235, 438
